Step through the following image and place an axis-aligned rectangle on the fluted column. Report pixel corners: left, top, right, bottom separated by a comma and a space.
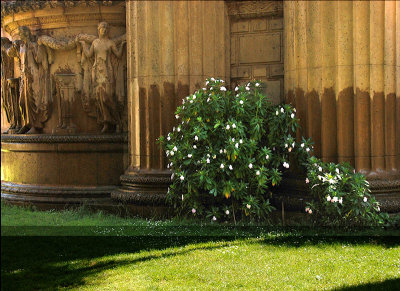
112, 1, 229, 212
284, 0, 400, 212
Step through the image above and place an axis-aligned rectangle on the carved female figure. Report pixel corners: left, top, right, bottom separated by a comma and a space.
7, 26, 52, 134
80, 22, 126, 133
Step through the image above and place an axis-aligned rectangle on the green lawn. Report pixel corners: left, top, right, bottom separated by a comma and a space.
2, 203, 400, 290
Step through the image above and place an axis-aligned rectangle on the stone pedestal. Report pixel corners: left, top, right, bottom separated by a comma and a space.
111, 1, 230, 214
1, 134, 126, 209
284, 1, 400, 212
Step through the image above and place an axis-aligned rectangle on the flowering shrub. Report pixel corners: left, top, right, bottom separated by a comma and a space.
304, 156, 387, 226
159, 78, 385, 225
159, 78, 311, 221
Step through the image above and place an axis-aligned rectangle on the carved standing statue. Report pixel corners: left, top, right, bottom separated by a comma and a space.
1, 37, 20, 133
6, 26, 53, 134
78, 22, 126, 133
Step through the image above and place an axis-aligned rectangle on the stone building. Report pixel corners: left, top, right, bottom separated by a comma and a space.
1, 1, 399, 214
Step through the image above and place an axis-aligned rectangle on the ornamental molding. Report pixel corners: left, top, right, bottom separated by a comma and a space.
226, 0, 283, 19
1, 133, 127, 144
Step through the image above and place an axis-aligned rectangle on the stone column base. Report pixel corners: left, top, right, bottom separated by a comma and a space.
111, 169, 171, 217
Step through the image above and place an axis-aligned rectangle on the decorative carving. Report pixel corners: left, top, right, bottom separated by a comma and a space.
226, 1, 283, 19
1, 0, 120, 19
77, 22, 126, 133
53, 73, 77, 134
1, 133, 127, 144
1, 37, 22, 133
6, 26, 53, 134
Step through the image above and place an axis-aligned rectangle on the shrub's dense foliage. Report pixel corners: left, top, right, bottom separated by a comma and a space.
159, 78, 385, 225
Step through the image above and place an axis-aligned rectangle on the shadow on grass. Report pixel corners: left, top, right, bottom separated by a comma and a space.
1, 236, 235, 290
2, 235, 400, 290
337, 278, 400, 291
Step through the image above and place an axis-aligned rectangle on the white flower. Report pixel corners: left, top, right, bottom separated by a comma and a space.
219, 149, 223, 154
206, 81, 209, 85
276, 110, 279, 116
293, 108, 296, 112
220, 164, 225, 169
265, 155, 269, 160
336, 168, 340, 174
226, 124, 230, 130
306, 148, 310, 152
213, 155, 217, 159
193, 95, 196, 100
377, 206, 380, 212
305, 178, 309, 184
291, 113, 295, 118
256, 170, 260, 176
339, 197, 343, 204
190, 100, 193, 103
175, 114, 179, 119
192, 208, 196, 214
211, 77, 215, 81
247, 82, 250, 87
292, 142, 295, 148
301, 143, 304, 148
223, 149, 227, 153
229, 165, 233, 170
283, 162, 290, 168
235, 86, 239, 91
177, 127, 181, 132
245, 86, 250, 91
180, 175, 185, 181
236, 94, 239, 97
187, 154, 192, 158
285, 143, 288, 148
182, 194, 184, 201
212, 216, 217, 221
173, 127, 176, 132
173, 146, 178, 151
363, 197, 367, 202
308, 209, 313, 214
225, 210, 230, 215
232, 123, 236, 129
206, 158, 210, 164
332, 197, 338, 202
207, 98, 211, 102
239, 139, 243, 144
167, 136, 171, 141
195, 135, 199, 141
318, 167, 322, 172
239, 100, 244, 105
327, 195, 331, 202
170, 151, 175, 156
280, 108, 284, 113
235, 143, 239, 148
193, 145, 197, 149
246, 204, 251, 209
231, 138, 235, 142
210, 87, 213, 90
255, 83, 260, 87
202, 87, 206, 91
248, 163, 253, 169
220, 86, 227, 91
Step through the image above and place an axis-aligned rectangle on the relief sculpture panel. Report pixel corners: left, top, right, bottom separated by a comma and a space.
1, 21, 127, 134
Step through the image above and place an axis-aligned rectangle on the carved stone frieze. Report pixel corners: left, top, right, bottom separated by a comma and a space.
1, 0, 120, 19
226, 1, 283, 19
